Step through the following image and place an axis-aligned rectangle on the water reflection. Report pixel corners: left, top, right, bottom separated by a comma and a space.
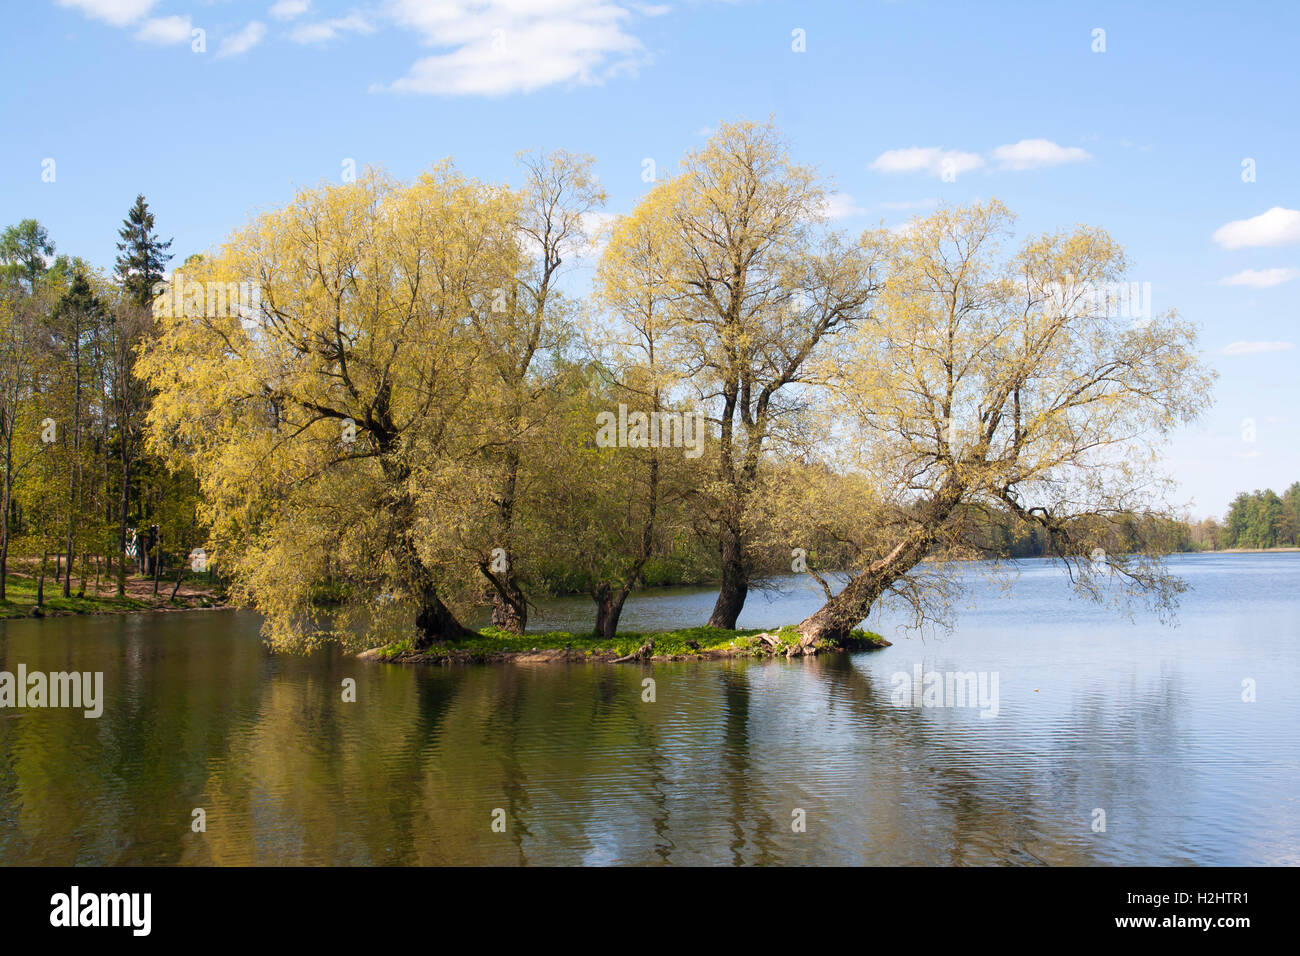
0, 553, 1297, 865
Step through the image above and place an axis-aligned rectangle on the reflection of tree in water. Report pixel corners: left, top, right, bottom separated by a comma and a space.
0, 614, 271, 864
806, 654, 1188, 864
483, 666, 537, 865
0, 612, 1206, 866
367, 664, 469, 863
624, 665, 673, 864
444, 663, 676, 864
1030, 667, 1192, 865
717, 665, 780, 865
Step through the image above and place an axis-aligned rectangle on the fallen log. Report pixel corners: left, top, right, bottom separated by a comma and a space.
612, 639, 655, 663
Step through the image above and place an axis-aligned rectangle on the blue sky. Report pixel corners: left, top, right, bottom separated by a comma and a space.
3, 0, 1298, 518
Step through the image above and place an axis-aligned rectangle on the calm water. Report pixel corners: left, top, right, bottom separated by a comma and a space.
0, 553, 1296, 865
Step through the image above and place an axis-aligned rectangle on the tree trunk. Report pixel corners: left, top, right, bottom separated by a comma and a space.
388, 503, 472, 648
413, 584, 474, 648
796, 570, 888, 646
64, 326, 81, 600
796, 487, 961, 647
593, 583, 632, 641
707, 524, 748, 629
117, 448, 128, 597
36, 551, 47, 607
152, 532, 161, 595
0, 428, 10, 602
490, 447, 527, 633
375, 447, 475, 649
489, 575, 527, 632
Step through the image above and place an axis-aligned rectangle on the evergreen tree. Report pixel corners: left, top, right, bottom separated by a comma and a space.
114, 194, 172, 308
1223, 492, 1250, 547
1281, 482, 1300, 546
111, 194, 170, 594
0, 219, 55, 292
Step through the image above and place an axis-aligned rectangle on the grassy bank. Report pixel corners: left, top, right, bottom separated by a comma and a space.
363, 624, 891, 666
0, 573, 225, 620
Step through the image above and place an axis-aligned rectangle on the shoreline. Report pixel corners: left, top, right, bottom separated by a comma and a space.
0, 573, 228, 621
4, 544, 1294, 625
360, 626, 892, 667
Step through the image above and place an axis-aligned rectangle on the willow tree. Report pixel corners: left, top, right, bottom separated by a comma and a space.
140, 166, 520, 650
792, 201, 1214, 647
601, 120, 882, 629
469, 150, 605, 633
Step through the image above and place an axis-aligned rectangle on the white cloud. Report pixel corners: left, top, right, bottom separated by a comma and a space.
135, 14, 191, 44
991, 138, 1091, 170
1218, 341, 1295, 356
382, 0, 648, 96
218, 21, 267, 57
573, 210, 619, 260
879, 197, 938, 210
56, 0, 156, 27
269, 0, 311, 20
60, 0, 669, 100
1219, 267, 1300, 288
870, 141, 1091, 177
869, 147, 984, 178
290, 11, 374, 43
819, 193, 868, 220
1213, 207, 1300, 250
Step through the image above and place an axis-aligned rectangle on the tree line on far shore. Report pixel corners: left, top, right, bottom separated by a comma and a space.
1184, 483, 1300, 551
3, 121, 1216, 648
0, 198, 200, 607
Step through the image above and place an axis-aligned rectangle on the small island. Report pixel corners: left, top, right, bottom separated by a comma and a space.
361, 625, 890, 666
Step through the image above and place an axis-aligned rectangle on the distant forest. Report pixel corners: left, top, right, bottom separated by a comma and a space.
961, 482, 1300, 558
1189, 483, 1300, 551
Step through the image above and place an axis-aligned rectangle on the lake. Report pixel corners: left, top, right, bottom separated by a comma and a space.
1, 552, 1296, 865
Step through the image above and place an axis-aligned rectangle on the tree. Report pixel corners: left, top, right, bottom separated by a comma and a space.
792, 201, 1214, 646
0, 219, 55, 293
115, 195, 172, 308
1281, 482, 1300, 546
1223, 491, 1250, 548
139, 165, 520, 650
470, 150, 605, 633
51, 269, 104, 596
0, 288, 40, 599
600, 119, 881, 629
111, 195, 171, 597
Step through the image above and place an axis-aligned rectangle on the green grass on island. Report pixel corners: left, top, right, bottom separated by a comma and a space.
371, 624, 890, 663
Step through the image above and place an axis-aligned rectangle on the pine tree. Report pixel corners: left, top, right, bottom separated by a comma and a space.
114, 194, 172, 308
111, 195, 171, 594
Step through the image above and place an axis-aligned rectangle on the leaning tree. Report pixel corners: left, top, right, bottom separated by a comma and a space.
792, 200, 1214, 647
